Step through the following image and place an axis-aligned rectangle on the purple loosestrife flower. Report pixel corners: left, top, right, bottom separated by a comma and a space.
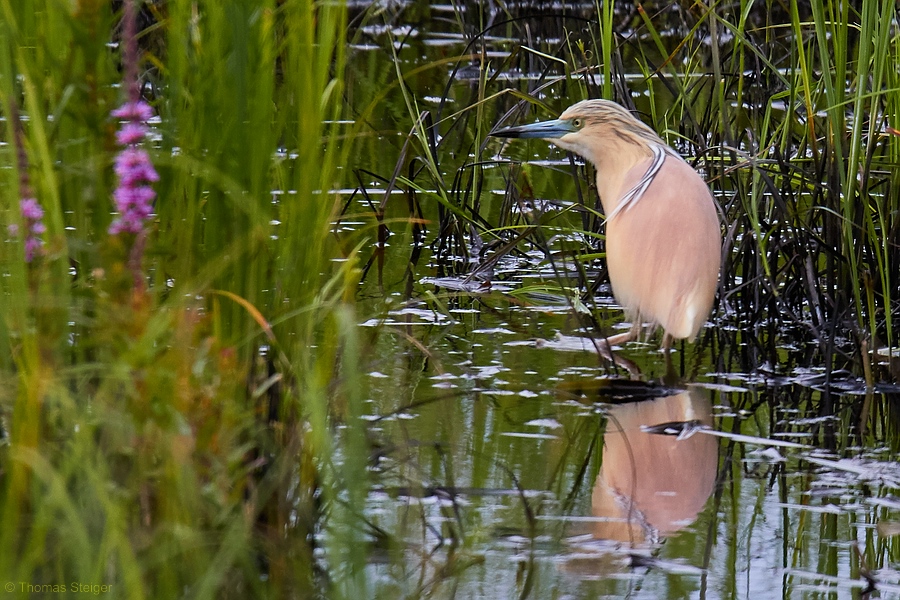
109, 100, 158, 236
116, 122, 149, 146
17, 197, 46, 262
111, 101, 154, 122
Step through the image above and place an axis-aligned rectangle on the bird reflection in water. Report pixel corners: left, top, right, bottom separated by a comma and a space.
592, 387, 717, 544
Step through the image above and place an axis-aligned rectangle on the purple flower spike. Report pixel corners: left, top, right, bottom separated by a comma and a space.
114, 148, 158, 186
109, 98, 157, 236
111, 100, 154, 123
20, 197, 44, 221
116, 122, 149, 146
18, 196, 46, 262
24, 238, 42, 262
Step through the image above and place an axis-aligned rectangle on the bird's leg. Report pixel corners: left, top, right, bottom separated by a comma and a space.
601, 320, 643, 347
595, 324, 643, 378
661, 333, 680, 386
594, 342, 641, 378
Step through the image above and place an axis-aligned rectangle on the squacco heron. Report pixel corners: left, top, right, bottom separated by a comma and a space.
492, 99, 721, 354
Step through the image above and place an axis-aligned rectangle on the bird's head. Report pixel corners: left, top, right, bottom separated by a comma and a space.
491, 99, 663, 168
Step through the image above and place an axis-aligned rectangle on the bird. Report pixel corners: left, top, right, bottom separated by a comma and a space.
491, 99, 721, 358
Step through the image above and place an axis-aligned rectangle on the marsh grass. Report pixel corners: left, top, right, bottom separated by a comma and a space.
0, 0, 371, 597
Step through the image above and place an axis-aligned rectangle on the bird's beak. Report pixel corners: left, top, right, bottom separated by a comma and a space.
490, 118, 575, 140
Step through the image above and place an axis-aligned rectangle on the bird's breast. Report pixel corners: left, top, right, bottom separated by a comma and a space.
600, 154, 721, 340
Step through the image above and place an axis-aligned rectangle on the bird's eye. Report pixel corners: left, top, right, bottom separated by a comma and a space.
572, 118, 583, 128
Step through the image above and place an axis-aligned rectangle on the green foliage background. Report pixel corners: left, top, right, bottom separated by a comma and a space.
0, 0, 898, 597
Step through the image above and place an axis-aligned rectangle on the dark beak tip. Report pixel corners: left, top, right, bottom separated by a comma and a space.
489, 126, 520, 138
488, 119, 570, 140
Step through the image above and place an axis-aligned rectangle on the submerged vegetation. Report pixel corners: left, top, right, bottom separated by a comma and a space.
0, 0, 897, 597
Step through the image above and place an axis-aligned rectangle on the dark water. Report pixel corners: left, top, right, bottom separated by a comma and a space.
338, 3, 900, 597
357, 294, 900, 598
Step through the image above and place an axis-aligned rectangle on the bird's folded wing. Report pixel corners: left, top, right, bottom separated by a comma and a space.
604, 144, 668, 223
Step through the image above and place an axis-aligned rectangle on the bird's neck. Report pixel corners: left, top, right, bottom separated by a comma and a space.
590, 140, 659, 215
